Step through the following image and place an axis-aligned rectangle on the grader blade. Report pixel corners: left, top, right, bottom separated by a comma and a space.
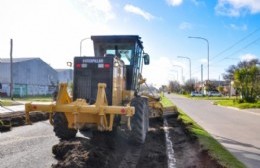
138, 75, 177, 118
142, 93, 177, 118
161, 106, 178, 118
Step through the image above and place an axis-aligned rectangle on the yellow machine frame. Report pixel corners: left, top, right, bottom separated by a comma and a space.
25, 83, 135, 131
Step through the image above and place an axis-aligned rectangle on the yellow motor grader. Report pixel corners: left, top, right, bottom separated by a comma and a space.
25, 35, 176, 144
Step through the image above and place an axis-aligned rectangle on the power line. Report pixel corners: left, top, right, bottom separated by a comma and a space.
210, 27, 260, 61
218, 37, 260, 62
191, 65, 201, 75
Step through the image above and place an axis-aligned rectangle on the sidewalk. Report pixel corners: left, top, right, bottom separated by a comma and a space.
212, 100, 260, 114
242, 108, 260, 114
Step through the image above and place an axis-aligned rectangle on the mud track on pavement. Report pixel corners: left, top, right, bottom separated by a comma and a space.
52, 115, 223, 168
0, 111, 49, 132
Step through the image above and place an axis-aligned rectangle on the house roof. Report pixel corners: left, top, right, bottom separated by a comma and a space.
0, 57, 39, 63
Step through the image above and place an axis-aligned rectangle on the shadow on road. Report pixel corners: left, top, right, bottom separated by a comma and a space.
216, 135, 260, 151
215, 135, 260, 168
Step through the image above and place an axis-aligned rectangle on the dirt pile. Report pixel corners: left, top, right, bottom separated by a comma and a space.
0, 111, 49, 132
52, 119, 168, 168
52, 138, 91, 168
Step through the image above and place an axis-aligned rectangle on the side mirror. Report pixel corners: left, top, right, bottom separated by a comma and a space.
67, 62, 72, 67
143, 53, 150, 65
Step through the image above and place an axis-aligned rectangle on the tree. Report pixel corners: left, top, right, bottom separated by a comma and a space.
217, 86, 224, 94
159, 85, 168, 92
234, 65, 259, 102
224, 58, 260, 102
168, 80, 181, 93
223, 65, 236, 81
182, 79, 195, 93
204, 80, 218, 92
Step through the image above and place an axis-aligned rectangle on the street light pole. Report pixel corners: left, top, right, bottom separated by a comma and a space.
172, 64, 183, 84
188, 36, 209, 82
170, 70, 178, 82
177, 56, 191, 82
80, 37, 90, 56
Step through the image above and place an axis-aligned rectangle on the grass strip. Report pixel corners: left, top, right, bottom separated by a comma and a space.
215, 99, 260, 109
160, 94, 175, 107
177, 108, 246, 168
0, 96, 52, 106
0, 100, 14, 106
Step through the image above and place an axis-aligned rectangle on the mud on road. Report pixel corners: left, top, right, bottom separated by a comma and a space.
0, 112, 49, 132
52, 114, 223, 168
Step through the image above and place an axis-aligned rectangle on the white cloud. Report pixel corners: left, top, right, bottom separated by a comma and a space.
124, 4, 154, 21
179, 22, 192, 30
229, 23, 247, 31
215, 0, 260, 17
240, 53, 257, 61
200, 58, 208, 64
166, 0, 183, 6
191, 0, 205, 6
143, 57, 189, 86
79, 0, 115, 21
143, 57, 172, 86
0, 0, 115, 69
87, 0, 112, 13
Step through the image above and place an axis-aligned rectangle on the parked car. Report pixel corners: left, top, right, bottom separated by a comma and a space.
208, 91, 222, 97
190, 91, 204, 97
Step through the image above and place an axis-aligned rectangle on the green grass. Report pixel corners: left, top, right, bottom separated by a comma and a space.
0, 99, 18, 106
177, 108, 246, 168
15, 96, 52, 102
215, 99, 260, 109
189, 95, 235, 100
160, 94, 175, 107
184, 93, 259, 109
0, 96, 52, 106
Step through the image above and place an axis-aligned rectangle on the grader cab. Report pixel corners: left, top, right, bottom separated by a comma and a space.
25, 35, 176, 144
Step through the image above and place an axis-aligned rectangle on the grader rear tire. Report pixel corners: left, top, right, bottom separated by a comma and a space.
53, 112, 77, 140
130, 97, 149, 144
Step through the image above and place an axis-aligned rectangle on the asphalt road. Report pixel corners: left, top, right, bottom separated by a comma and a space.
0, 121, 59, 168
166, 94, 260, 168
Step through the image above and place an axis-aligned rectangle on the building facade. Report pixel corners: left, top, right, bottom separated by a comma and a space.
56, 69, 73, 84
0, 58, 58, 97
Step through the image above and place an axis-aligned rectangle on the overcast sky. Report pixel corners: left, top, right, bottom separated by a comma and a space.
0, 0, 259, 87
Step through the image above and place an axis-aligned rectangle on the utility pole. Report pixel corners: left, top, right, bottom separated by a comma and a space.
201, 64, 203, 93
10, 39, 13, 100
218, 75, 220, 87
201, 64, 203, 84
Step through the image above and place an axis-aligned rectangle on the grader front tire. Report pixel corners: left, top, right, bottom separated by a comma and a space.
53, 112, 77, 140
130, 97, 149, 144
